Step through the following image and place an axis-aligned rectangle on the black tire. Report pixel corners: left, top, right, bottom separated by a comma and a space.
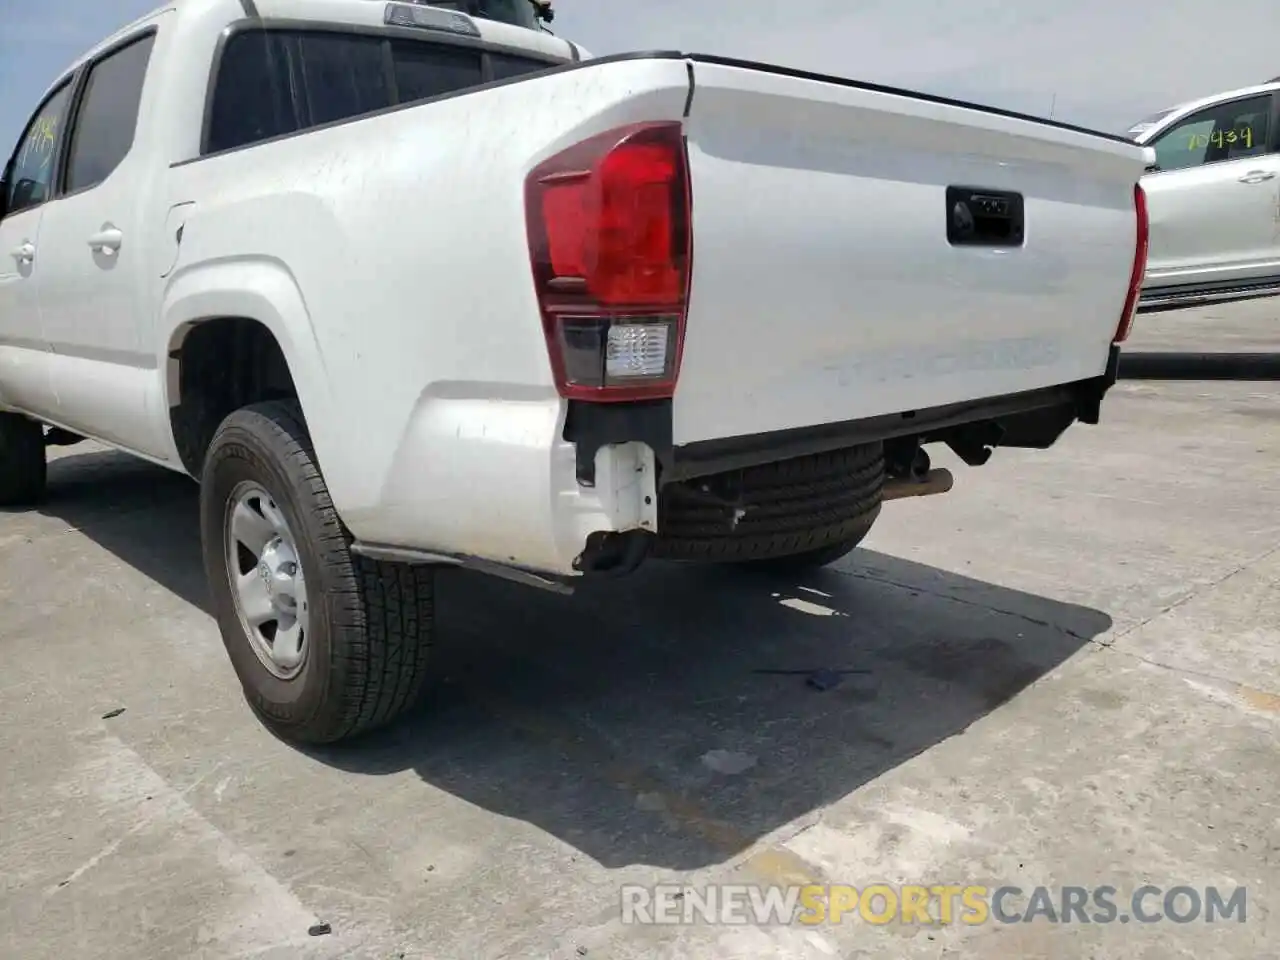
200, 400, 434, 745
733, 523, 874, 574
0, 413, 47, 506
654, 442, 884, 567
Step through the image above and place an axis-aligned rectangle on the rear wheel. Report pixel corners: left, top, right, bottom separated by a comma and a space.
654, 442, 884, 571
200, 400, 434, 745
0, 413, 47, 506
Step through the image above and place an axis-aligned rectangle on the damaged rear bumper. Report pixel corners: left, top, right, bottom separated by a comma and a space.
348, 346, 1121, 585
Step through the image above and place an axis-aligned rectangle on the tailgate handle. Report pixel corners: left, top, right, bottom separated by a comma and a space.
946, 187, 1025, 247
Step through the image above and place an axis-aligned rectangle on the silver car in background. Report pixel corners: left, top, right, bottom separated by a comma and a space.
1128, 79, 1280, 311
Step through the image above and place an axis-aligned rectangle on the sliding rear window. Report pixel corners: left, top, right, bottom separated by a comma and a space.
205, 28, 560, 155
490, 51, 558, 81
392, 39, 484, 102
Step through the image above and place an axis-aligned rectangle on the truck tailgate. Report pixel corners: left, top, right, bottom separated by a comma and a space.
673, 57, 1151, 445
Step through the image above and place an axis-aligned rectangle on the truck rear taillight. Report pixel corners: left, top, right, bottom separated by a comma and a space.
1114, 183, 1149, 344
525, 122, 692, 401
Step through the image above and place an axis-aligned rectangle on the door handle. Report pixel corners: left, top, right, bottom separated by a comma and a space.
87, 227, 123, 255
1238, 170, 1277, 184
9, 242, 35, 264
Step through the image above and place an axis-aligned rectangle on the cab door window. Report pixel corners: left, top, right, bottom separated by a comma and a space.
3, 81, 74, 217
64, 33, 157, 195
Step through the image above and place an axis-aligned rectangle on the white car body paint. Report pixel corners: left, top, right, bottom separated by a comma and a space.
1131, 81, 1280, 297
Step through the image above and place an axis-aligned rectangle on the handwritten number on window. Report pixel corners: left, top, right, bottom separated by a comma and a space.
1186, 126, 1255, 151
17, 115, 59, 172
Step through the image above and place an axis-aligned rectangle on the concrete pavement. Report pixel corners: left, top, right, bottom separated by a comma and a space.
1, 301, 1277, 959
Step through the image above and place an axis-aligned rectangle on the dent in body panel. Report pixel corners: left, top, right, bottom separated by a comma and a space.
347, 389, 657, 574
349, 393, 566, 567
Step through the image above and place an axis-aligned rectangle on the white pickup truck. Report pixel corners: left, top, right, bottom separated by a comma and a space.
0, 0, 1152, 744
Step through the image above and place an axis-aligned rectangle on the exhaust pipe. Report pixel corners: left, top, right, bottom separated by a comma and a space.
883, 468, 954, 502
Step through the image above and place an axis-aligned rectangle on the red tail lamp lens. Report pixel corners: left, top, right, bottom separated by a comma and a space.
526, 122, 692, 400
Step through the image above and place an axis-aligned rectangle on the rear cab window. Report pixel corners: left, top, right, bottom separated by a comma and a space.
204, 26, 564, 156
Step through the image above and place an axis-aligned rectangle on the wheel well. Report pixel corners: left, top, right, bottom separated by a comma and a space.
169, 318, 300, 477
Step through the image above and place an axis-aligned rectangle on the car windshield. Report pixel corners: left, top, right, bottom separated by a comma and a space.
428, 0, 542, 30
